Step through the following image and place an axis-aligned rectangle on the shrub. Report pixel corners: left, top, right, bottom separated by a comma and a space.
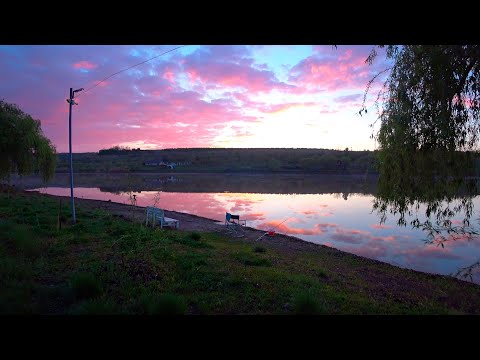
233, 252, 271, 267
190, 232, 201, 241
253, 246, 266, 253
141, 293, 187, 315
70, 299, 118, 315
293, 290, 324, 315
69, 272, 102, 300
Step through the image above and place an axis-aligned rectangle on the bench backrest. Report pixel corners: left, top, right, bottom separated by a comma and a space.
147, 206, 165, 220
225, 212, 240, 222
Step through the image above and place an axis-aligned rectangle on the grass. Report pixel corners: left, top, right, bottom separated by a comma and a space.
190, 232, 202, 241
253, 246, 266, 253
69, 299, 118, 315
1, 191, 480, 314
232, 252, 272, 267
139, 293, 187, 315
69, 272, 102, 300
293, 290, 325, 315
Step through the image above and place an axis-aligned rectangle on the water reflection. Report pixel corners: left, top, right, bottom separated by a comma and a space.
20, 172, 480, 284
15, 173, 378, 195
373, 151, 480, 282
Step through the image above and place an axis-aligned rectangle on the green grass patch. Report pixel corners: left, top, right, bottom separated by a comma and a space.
190, 232, 202, 241
69, 298, 119, 315
293, 289, 326, 315
253, 246, 266, 253
2, 192, 480, 315
138, 293, 187, 315
232, 252, 272, 267
174, 232, 212, 248
69, 272, 102, 300
0, 219, 42, 258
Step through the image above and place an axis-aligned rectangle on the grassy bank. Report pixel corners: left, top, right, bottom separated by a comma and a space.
1, 190, 480, 314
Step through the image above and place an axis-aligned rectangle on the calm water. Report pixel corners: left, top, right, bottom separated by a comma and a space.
19, 173, 480, 284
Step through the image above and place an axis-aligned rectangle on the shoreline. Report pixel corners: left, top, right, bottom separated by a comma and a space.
24, 189, 480, 288
32, 171, 380, 177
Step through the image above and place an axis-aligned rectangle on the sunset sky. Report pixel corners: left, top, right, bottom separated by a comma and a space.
0, 45, 391, 153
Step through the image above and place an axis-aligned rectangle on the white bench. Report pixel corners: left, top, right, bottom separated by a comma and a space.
145, 206, 179, 229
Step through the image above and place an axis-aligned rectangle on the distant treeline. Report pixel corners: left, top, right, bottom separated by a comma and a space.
57, 147, 379, 174
56, 147, 480, 175
98, 145, 143, 155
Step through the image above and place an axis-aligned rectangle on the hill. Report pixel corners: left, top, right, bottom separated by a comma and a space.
56, 147, 379, 174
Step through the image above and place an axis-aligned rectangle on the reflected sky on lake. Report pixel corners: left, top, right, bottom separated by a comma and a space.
30, 183, 480, 284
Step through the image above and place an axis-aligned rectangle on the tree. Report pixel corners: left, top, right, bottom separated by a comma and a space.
363, 45, 480, 153
0, 100, 57, 183
360, 45, 480, 191
361, 46, 480, 265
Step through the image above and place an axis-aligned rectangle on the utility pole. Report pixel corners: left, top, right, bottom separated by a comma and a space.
66, 87, 83, 224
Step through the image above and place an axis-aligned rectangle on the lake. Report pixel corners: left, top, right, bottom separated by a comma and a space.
15, 172, 480, 284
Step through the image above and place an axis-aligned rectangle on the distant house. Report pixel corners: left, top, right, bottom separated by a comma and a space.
143, 160, 176, 169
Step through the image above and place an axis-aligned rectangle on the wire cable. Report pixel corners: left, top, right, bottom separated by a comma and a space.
76, 45, 188, 98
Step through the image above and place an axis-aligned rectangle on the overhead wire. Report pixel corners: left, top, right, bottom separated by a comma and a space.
75, 45, 188, 98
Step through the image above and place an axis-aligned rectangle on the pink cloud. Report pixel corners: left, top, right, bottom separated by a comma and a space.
0, 45, 392, 152
162, 69, 175, 83
181, 46, 294, 94
370, 235, 396, 242
370, 224, 393, 230
319, 211, 334, 217
73, 61, 98, 70
259, 101, 318, 114
288, 46, 388, 93
431, 233, 480, 248
317, 223, 338, 230
256, 220, 334, 236
342, 243, 389, 259
330, 227, 398, 245
335, 94, 363, 104
243, 212, 266, 221
400, 246, 462, 261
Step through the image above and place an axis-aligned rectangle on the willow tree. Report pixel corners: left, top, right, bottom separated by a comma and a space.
364, 45, 480, 151
0, 100, 57, 184
361, 46, 480, 260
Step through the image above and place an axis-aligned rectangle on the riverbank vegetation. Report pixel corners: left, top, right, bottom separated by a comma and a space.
1, 190, 480, 315
56, 147, 380, 174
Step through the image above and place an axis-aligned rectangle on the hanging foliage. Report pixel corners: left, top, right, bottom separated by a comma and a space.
0, 99, 57, 183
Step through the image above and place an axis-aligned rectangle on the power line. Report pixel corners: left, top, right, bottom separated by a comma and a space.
76, 45, 188, 98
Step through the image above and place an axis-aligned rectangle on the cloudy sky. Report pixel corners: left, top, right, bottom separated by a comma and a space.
0, 45, 390, 153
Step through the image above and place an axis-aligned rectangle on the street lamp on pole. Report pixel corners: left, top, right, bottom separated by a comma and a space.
66, 87, 83, 224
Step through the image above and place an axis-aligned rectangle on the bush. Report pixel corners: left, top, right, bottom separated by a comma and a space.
0, 220, 41, 258
253, 246, 266, 253
293, 290, 324, 315
69, 272, 102, 300
70, 299, 118, 315
190, 232, 202, 241
233, 252, 271, 267
141, 293, 187, 315
176, 234, 211, 248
